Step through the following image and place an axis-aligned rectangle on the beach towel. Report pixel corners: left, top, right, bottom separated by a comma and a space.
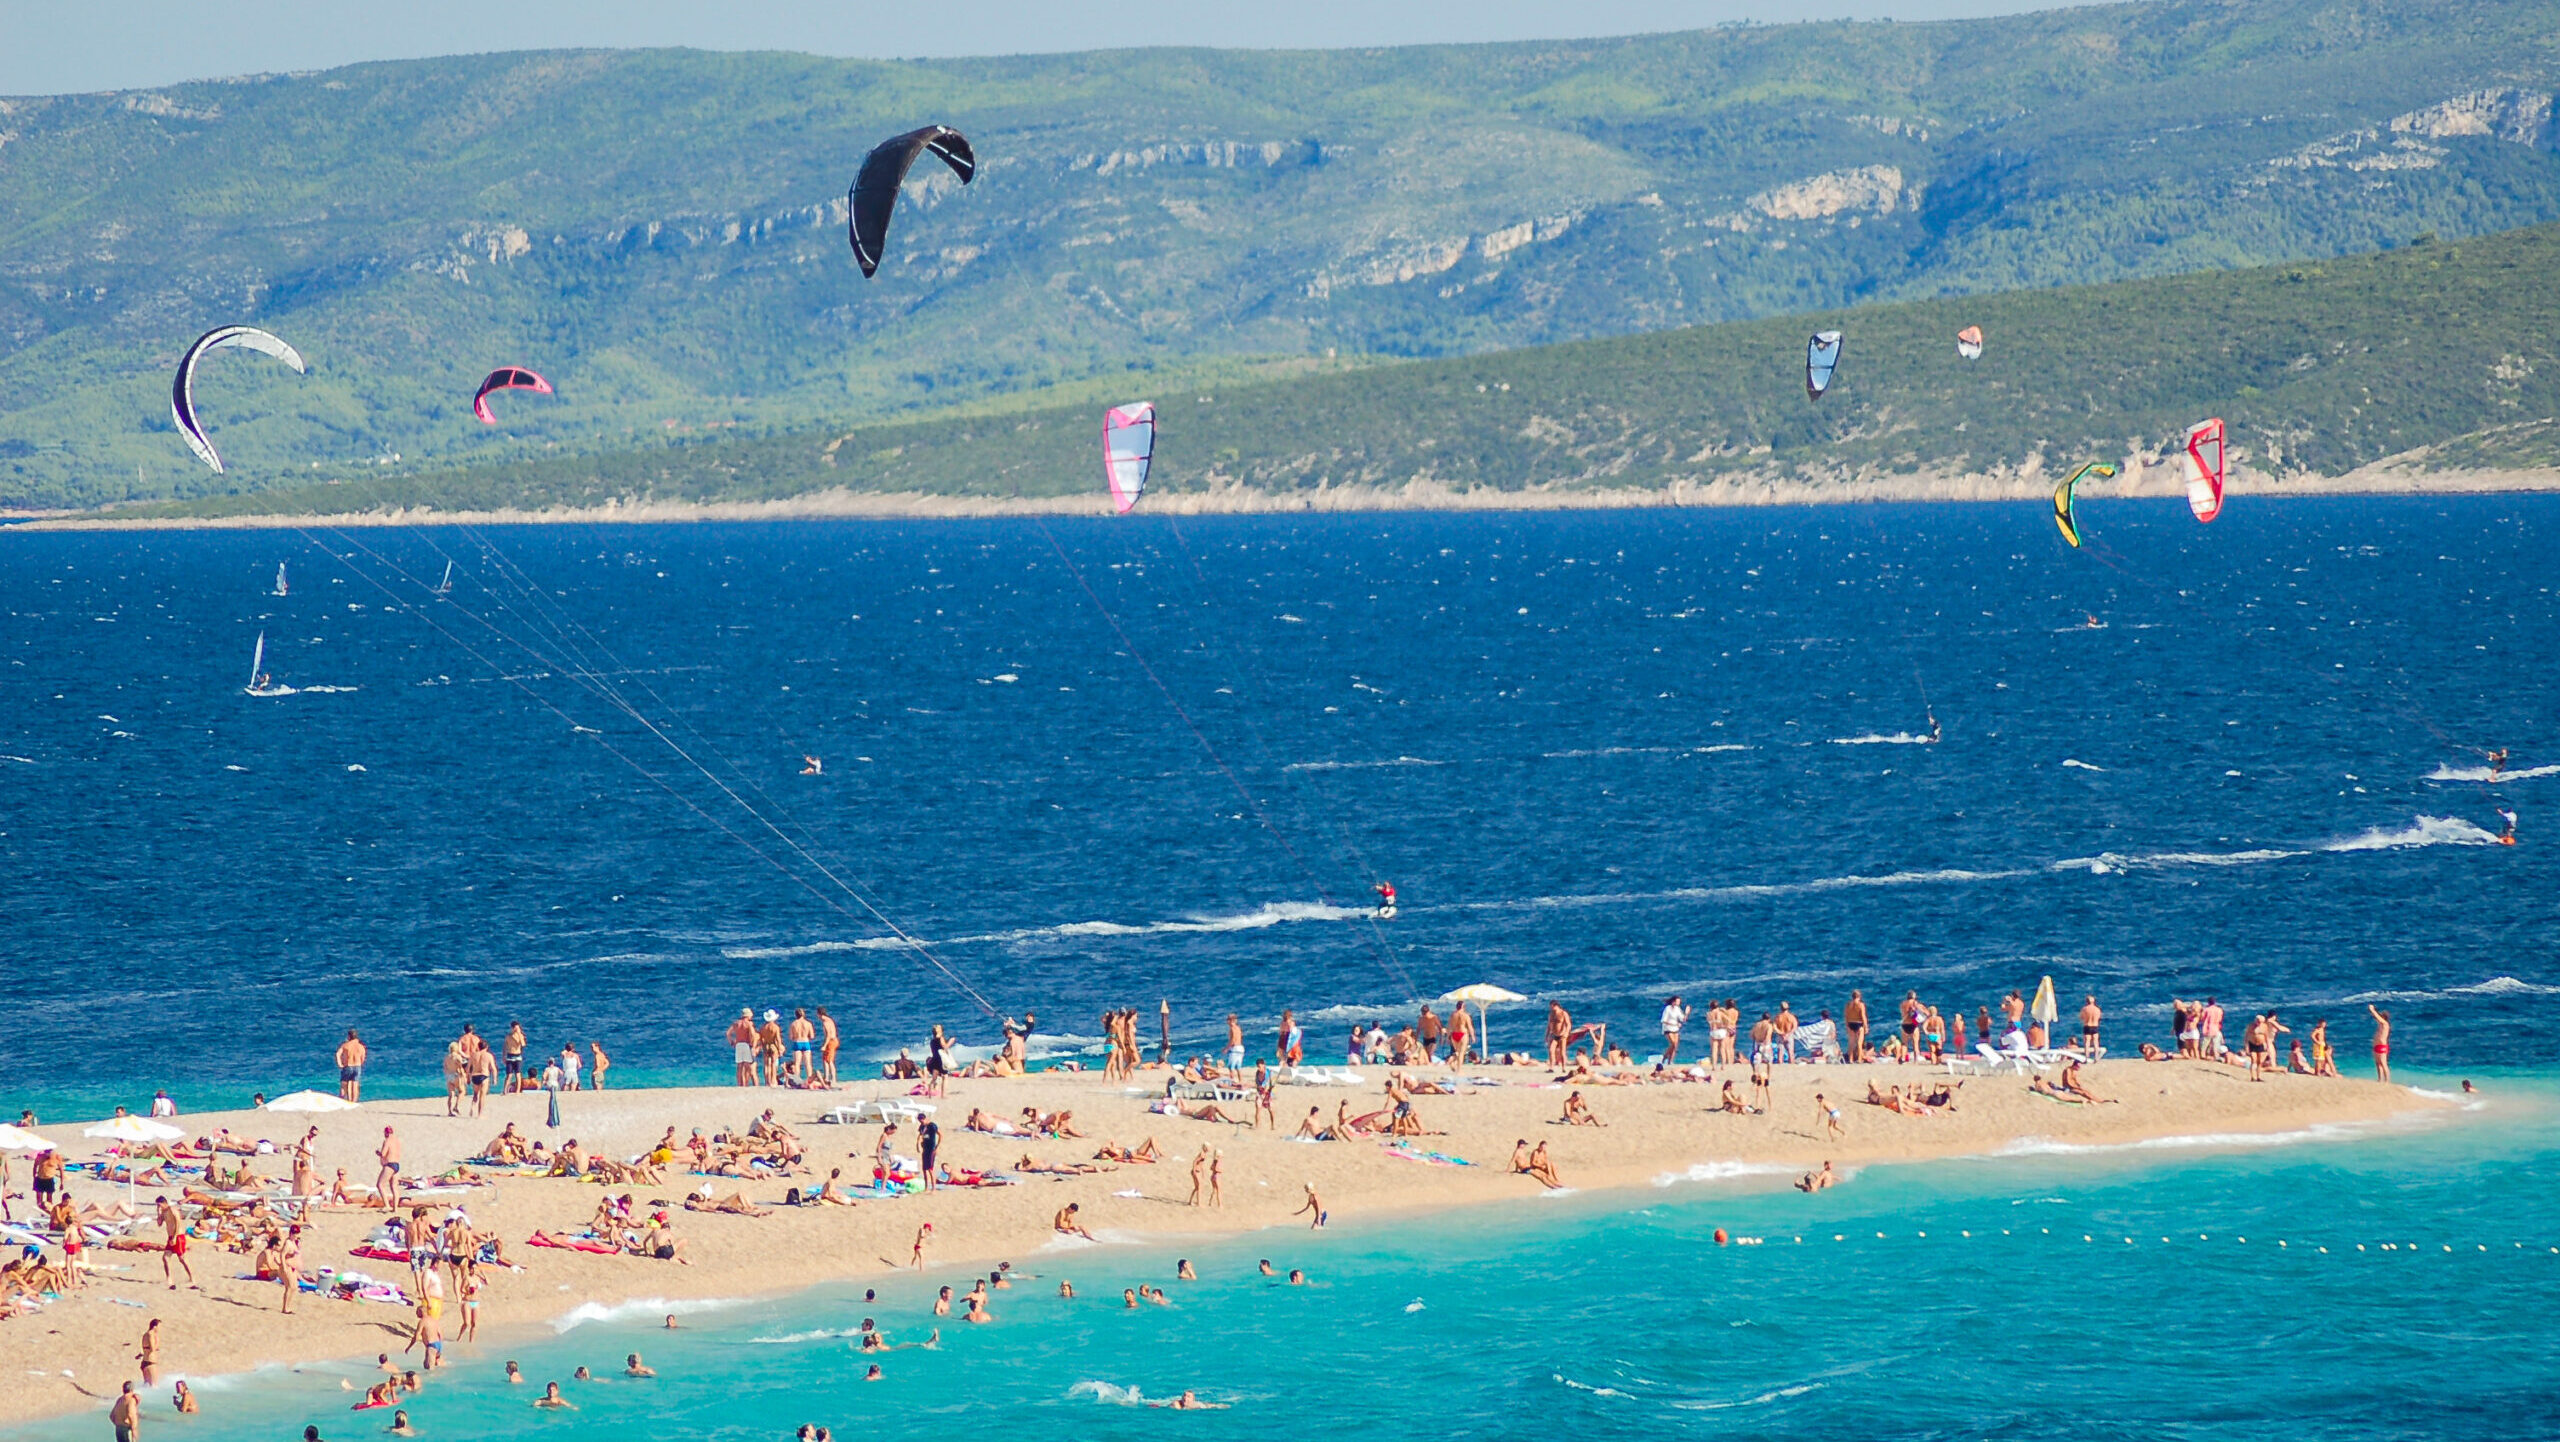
1382, 1144, 1474, 1167
526, 1233, 619, 1255
347, 1243, 410, 1263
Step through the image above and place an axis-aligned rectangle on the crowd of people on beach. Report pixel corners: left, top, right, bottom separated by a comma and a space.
0, 978, 2416, 1437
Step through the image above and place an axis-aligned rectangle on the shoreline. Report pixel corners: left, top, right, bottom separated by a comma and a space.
0, 1061, 2455, 1430
10, 465, 2560, 531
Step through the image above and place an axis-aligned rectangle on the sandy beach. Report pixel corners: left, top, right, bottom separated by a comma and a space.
9, 461, 2560, 531
0, 1058, 2450, 1429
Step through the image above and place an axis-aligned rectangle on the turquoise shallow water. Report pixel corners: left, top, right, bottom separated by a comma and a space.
18, 1073, 2555, 1442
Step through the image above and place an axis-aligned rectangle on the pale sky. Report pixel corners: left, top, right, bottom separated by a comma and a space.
1, 0, 2085, 96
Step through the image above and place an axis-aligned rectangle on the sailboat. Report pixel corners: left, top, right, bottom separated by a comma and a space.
244, 632, 294, 697
272, 563, 289, 598
434, 560, 453, 596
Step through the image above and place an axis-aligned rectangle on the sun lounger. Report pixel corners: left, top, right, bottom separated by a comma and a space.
1275, 1067, 1365, 1087
1169, 1081, 1250, 1103
822, 1100, 938, 1125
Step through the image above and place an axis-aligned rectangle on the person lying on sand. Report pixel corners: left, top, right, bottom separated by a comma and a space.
1561, 1091, 1605, 1127
1017, 1154, 1110, 1175
1795, 1161, 1837, 1192
964, 1109, 1022, 1136
1092, 1138, 1162, 1164
1177, 1102, 1243, 1123
681, 1191, 771, 1217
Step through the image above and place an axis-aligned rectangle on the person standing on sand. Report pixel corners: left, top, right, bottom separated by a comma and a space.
911, 1223, 932, 1271
109, 1380, 142, 1442
589, 1041, 610, 1091
789, 1009, 815, 1082
1188, 1145, 1210, 1206
136, 1318, 161, 1385
2368, 1005, 2393, 1082
1227, 1013, 1247, 1074
442, 1042, 467, 1117
467, 1040, 495, 1116
1843, 991, 1869, 1063
1659, 996, 1688, 1064
155, 1197, 192, 1289
818, 1008, 840, 1084
1160, 999, 1174, 1066
374, 1126, 402, 1210
336, 1029, 367, 1103
1545, 1001, 1570, 1067
1776, 1001, 1800, 1063
1279, 1009, 1302, 1068
918, 1116, 940, 1191
1209, 1149, 1224, 1207
727, 1009, 755, 1087
1295, 1183, 1326, 1229
277, 1225, 302, 1313
1446, 1005, 1471, 1068
497, 1021, 523, 1094
757, 1011, 786, 1087
2079, 995, 2103, 1053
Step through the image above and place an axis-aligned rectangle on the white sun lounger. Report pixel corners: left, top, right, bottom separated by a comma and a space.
823, 1100, 938, 1125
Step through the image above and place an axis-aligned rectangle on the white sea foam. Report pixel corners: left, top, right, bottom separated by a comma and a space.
1828, 732, 1934, 746
2324, 815, 2501, 851
1992, 1122, 2371, 1158
725, 900, 1368, 960
2343, 975, 2560, 1003
1667, 1383, 1826, 1410
745, 1327, 860, 1345
1282, 756, 1443, 772
1651, 1161, 1798, 1188
2060, 759, 2106, 772
2056, 848, 2307, 873
1069, 1380, 1150, 1405
550, 1296, 743, 1332
2427, 763, 2560, 782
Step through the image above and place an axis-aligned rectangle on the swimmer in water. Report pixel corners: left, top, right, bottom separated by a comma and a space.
1156, 1390, 1229, 1410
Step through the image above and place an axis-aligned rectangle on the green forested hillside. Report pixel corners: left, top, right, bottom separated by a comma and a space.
4, 0, 2560, 508
124, 222, 2560, 519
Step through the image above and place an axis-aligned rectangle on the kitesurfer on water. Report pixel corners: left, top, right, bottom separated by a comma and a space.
1374, 881, 1397, 917
801, 755, 823, 776
2487, 748, 2509, 780
2498, 809, 2518, 845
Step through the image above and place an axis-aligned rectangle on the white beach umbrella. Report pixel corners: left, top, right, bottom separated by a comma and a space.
1437, 984, 1527, 1064
80, 1115, 184, 1143
262, 1090, 360, 1113
79, 1115, 185, 1206
2030, 976, 2060, 1033
0, 1124, 56, 1153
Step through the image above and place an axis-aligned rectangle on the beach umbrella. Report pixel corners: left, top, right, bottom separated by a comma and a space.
80, 1115, 184, 1206
1438, 984, 1527, 1064
0, 1124, 56, 1153
2031, 976, 2059, 1036
262, 1090, 359, 1113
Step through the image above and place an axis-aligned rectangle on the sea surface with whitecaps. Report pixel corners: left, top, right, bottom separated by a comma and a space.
2, 495, 2556, 1436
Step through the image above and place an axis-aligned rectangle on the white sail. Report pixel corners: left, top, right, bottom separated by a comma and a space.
436, 560, 453, 595
247, 632, 266, 692
273, 563, 288, 597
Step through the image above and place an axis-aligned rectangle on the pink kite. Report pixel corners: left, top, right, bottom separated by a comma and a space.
472, 367, 553, 425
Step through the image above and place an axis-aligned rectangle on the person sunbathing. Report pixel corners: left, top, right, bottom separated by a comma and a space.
544, 1141, 589, 1178
2027, 1075, 2084, 1104
2058, 1061, 2116, 1104
964, 1109, 1020, 1135
1720, 1081, 1757, 1115
1092, 1138, 1163, 1164
1178, 1101, 1243, 1123
682, 1191, 770, 1217
1561, 1091, 1605, 1127
1017, 1154, 1108, 1175
811, 1168, 857, 1205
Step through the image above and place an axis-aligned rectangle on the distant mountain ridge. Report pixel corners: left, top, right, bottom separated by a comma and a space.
106, 220, 2560, 524
3, 0, 2559, 507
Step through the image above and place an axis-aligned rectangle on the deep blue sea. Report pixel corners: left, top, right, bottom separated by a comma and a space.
4, 497, 2558, 1438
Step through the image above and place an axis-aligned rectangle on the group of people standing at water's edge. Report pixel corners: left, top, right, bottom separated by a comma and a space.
335, 1024, 612, 1115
